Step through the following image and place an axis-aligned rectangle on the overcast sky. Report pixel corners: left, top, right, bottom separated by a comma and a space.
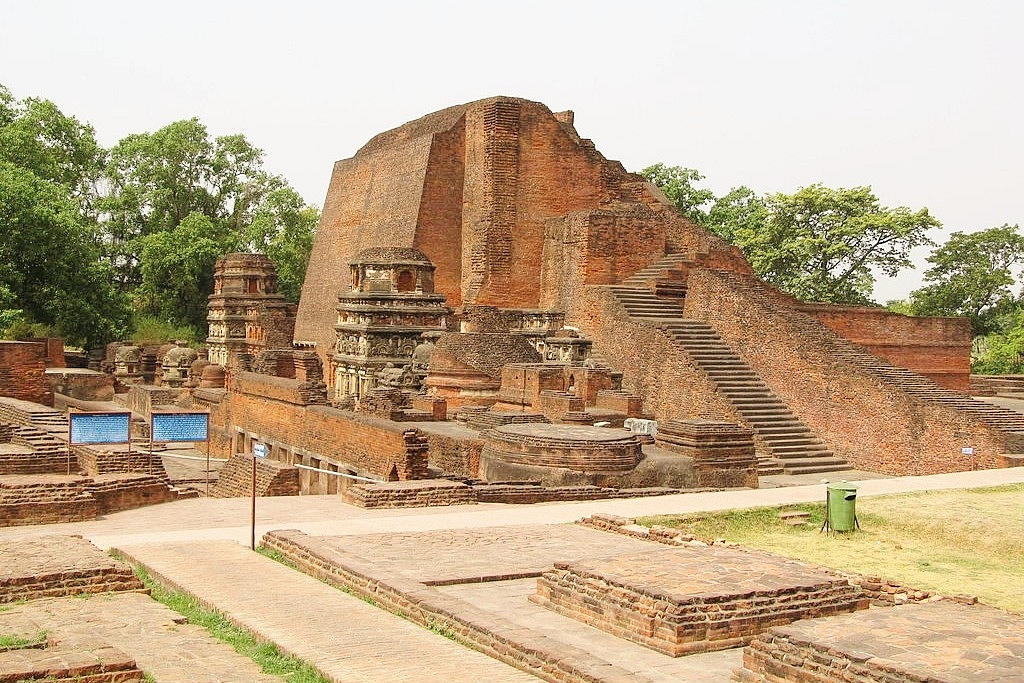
3, 1, 1021, 301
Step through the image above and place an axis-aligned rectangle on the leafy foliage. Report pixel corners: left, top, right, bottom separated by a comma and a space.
908, 225, 1024, 335
741, 185, 938, 304
0, 84, 321, 347
134, 213, 224, 333
640, 164, 716, 224
0, 159, 129, 346
642, 165, 939, 304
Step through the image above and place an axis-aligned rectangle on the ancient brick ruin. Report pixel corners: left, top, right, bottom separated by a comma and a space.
287, 95, 1023, 481
2, 95, 1023, 513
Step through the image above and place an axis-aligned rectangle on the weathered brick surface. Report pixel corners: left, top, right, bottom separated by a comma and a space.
209, 454, 300, 498
0, 535, 144, 603
532, 546, 868, 656
802, 303, 971, 391
0, 341, 52, 407
344, 479, 476, 508
737, 601, 1024, 683
207, 373, 429, 482
682, 270, 1016, 474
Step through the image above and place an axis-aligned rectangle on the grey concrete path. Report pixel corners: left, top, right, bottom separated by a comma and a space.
116, 539, 541, 683
0, 467, 1020, 549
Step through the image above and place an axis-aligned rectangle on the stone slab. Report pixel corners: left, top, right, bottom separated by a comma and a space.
532, 544, 867, 655
739, 600, 1024, 683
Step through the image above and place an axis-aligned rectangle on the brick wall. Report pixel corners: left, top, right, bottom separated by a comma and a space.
0, 341, 52, 406
683, 269, 1013, 474
208, 373, 429, 482
569, 286, 738, 424
210, 454, 300, 497
801, 303, 971, 391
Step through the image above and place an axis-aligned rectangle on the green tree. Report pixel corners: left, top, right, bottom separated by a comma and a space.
705, 186, 768, 243
908, 225, 1024, 335
735, 185, 938, 304
134, 212, 224, 333
238, 187, 318, 302
0, 160, 128, 345
99, 118, 286, 289
640, 164, 716, 224
0, 84, 104, 203
972, 315, 1024, 374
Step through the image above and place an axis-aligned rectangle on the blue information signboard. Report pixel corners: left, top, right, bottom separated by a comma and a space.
151, 412, 209, 442
69, 412, 131, 445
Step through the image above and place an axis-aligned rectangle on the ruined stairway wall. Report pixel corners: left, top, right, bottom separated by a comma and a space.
570, 285, 738, 424
801, 302, 971, 391
682, 269, 1012, 474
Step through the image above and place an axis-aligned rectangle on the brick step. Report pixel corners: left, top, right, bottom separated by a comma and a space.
782, 460, 853, 475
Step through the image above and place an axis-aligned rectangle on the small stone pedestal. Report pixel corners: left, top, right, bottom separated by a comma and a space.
655, 419, 758, 488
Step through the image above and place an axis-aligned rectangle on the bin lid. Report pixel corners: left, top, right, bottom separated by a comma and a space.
826, 483, 858, 492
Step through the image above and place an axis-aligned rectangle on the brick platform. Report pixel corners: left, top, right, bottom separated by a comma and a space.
344, 479, 477, 508
735, 600, 1024, 683
0, 612, 145, 683
531, 545, 868, 656
0, 535, 143, 603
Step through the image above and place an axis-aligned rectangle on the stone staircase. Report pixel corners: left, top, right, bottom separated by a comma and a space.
711, 270, 1024, 438
604, 282, 851, 475
659, 319, 850, 475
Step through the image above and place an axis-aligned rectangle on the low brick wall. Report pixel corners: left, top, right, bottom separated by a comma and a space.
531, 546, 867, 656
344, 479, 477, 508
0, 640, 144, 682
472, 484, 682, 504
0, 535, 145, 603
261, 529, 641, 683
210, 454, 300, 498
90, 474, 186, 513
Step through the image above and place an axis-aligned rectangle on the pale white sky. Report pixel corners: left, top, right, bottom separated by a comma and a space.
3, 1, 1021, 301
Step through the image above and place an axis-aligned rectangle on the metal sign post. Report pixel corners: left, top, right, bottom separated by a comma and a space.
251, 443, 268, 550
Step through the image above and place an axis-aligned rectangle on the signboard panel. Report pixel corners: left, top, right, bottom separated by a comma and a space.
253, 443, 268, 458
151, 412, 210, 442
69, 412, 131, 445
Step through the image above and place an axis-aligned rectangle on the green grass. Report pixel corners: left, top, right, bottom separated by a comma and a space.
131, 564, 330, 683
640, 483, 1024, 613
0, 629, 46, 651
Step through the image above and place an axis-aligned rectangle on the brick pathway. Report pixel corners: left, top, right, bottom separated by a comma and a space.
2, 593, 281, 682
741, 600, 1024, 682
116, 539, 541, 683
319, 523, 658, 583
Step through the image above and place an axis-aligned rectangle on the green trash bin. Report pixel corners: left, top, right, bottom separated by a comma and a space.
825, 483, 859, 532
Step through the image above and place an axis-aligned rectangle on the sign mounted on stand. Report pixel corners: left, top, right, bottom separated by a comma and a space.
151, 412, 209, 442
67, 410, 132, 476
69, 411, 131, 445
253, 443, 268, 458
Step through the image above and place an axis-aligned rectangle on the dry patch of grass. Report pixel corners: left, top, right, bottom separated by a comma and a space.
640, 484, 1024, 613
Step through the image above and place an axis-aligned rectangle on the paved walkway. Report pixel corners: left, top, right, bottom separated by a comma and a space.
2, 468, 1022, 683
116, 539, 541, 683
4, 593, 282, 683
1, 468, 1021, 549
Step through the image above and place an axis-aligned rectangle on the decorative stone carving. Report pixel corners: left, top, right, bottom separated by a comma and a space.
333, 247, 451, 406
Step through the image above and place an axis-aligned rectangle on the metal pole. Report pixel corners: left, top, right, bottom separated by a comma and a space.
250, 453, 257, 551
67, 411, 72, 475
206, 439, 211, 496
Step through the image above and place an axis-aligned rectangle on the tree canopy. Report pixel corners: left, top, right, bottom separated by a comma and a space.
0, 83, 319, 347
642, 165, 939, 305
907, 225, 1024, 335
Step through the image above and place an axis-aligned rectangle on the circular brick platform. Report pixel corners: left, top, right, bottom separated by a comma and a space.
480, 424, 642, 485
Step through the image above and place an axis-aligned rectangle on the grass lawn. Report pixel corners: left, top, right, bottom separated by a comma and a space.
639, 483, 1024, 613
